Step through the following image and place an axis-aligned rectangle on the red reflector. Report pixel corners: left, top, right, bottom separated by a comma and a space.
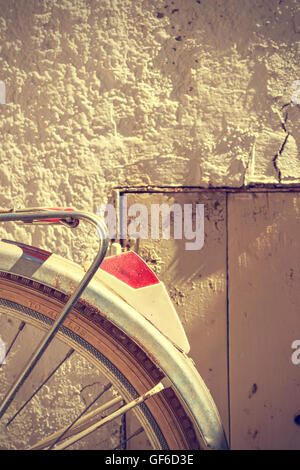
100, 251, 160, 289
39, 207, 76, 223
2, 239, 51, 261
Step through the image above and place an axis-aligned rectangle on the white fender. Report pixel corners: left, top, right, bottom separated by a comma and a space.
0, 239, 228, 450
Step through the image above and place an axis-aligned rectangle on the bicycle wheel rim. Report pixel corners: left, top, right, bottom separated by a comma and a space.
0, 273, 201, 450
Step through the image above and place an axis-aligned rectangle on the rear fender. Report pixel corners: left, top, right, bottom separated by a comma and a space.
0, 239, 229, 450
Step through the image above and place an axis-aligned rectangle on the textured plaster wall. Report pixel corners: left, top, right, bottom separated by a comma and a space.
0, 0, 299, 287
1, 0, 300, 205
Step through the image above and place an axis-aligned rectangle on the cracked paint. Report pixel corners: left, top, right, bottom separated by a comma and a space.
272, 133, 290, 183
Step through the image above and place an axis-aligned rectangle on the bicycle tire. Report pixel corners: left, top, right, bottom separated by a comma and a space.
0, 271, 201, 450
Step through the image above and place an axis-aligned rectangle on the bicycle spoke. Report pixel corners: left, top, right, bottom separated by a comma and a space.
0, 321, 25, 368
50, 380, 167, 450
47, 381, 113, 450
28, 395, 123, 450
113, 426, 144, 450
119, 412, 127, 450
6, 348, 74, 427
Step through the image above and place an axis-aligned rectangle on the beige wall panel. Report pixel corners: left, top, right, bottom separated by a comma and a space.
124, 191, 229, 435
229, 192, 300, 449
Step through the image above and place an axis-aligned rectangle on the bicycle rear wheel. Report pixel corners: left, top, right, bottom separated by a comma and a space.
0, 271, 201, 450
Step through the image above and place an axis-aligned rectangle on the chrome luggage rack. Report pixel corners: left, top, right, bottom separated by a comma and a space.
0, 207, 109, 419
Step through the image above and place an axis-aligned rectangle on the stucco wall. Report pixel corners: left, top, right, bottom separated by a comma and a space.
1, 0, 300, 255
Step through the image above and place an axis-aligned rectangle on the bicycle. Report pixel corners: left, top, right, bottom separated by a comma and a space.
0, 207, 228, 450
